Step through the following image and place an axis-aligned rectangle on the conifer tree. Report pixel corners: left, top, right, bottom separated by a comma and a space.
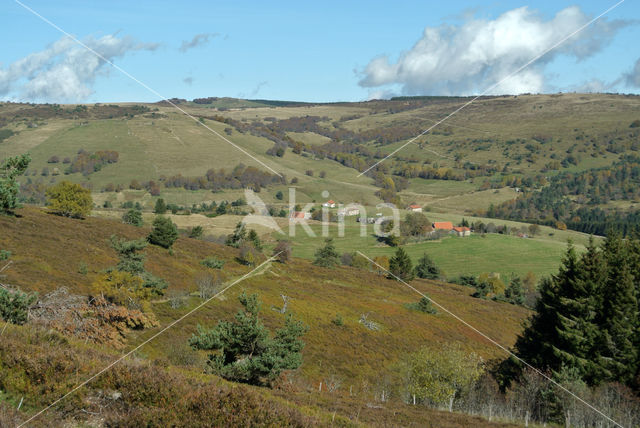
389, 247, 415, 281
414, 252, 441, 280
597, 233, 638, 384
313, 238, 339, 268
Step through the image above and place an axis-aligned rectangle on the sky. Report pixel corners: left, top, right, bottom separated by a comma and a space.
1, 0, 639, 103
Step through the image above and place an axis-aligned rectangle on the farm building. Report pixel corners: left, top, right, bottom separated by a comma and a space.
432, 221, 454, 231
291, 211, 311, 220
338, 208, 360, 216
322, 200, 336, 208
453, 226, 471, 237
407, 204, 422, 212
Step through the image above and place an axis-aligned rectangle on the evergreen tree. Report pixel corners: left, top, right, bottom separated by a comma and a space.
247, 229, 262, 251
504, 276, 525, 305
414, 252, 441, 280
147, 216, 179, 249
389, 247, 415, 281
313, 238, 339, 268
154, 198, 167, 214
122, 209, 143, 227
189, 292, 307, 386
226, 222, 247, 248
0, 288, 37, 325
597, 233, 638, 384
0, 153, 30, 215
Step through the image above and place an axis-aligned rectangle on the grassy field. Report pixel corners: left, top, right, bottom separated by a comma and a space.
282, 221, 573, 281
0, 207, 527, 426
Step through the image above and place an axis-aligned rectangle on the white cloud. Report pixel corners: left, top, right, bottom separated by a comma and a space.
0, 34, 158, 102
179, 33, 219, 53
358, 6, 629, 96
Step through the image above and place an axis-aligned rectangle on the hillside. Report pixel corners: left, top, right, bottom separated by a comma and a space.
0, 207, 528, 426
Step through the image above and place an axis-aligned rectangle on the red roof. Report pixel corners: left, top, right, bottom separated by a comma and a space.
408, 204, 421, 209
453, 226, 470, 232
327, 200, 335, 204
433, 221, 454, 230
291, 212, 306, 219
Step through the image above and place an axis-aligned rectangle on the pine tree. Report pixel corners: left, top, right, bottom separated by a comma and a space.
504, 276, 525, 305
597, 233, 638, 384
313, 238, 339, 268
0, 153, 30, 215
189, 292, 307, 386
226, 222, 247, 248
154, 198, 167, 214
247, 229, 262, 251
389, 247, 414, 281
414, 252, 441, 280
513, 244, 582, 375
147, 216, 179, 249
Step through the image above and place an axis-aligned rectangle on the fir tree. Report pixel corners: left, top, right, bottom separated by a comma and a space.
389, 247, 414, 281
147, 216, 179, 249
414, 252, 441, 280
226, 222, 247, 248
597, 233, 638, 384
313, 238, 339, 268
154, 198, 167, 214
504, 276, 525, 305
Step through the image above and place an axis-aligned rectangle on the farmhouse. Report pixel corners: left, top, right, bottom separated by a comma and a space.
322, 200, 336, 208
291, 211, 311, 220
453, 226, 471, 237
408, 204, 422, 212
432, 221, 454, 231
338, 208, 360, 216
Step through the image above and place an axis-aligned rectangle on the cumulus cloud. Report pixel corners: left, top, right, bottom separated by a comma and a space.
179, 33, 219, 52
0, 34, 158, 102
358, 6, 629, 96
624, 58, 640, 88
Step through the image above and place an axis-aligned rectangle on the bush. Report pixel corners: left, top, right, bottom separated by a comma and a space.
272, 240, 292, 263
46, 181, 93, 218
148, 216, 178, 249
0, 288, 37, 324
237, 244, 261, 266
200, 256, 225, 269
188, 225, 203, 239
405, 296, 437, 314
0, 250, 10, 261
122, 209, 143, 227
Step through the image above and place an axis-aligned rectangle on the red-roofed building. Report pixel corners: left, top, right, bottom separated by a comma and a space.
407, 204, 422, 212
322, 200, 336, 208
291, 211, 311, 220
432, 221, 454, 231
453, 226, 471, 237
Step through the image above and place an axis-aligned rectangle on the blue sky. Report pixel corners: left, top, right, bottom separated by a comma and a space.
1, 0, 639, 103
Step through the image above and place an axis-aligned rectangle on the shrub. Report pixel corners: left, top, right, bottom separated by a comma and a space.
0, 288, 37, 324
122, 209, 143, 227
273, 240, 292, 263
405, 296, 437, 314
331, 314, 344, 326
200, 256, 225, 269
188, 225, 203, 239
46, 181, 93, 218
0, 250, 10, 261
148, 216, 178, 249
237, 244, 261, 266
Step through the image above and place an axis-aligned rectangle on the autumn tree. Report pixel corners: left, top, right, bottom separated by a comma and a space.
46, 181, 93, 218
406, 343, 483, 411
